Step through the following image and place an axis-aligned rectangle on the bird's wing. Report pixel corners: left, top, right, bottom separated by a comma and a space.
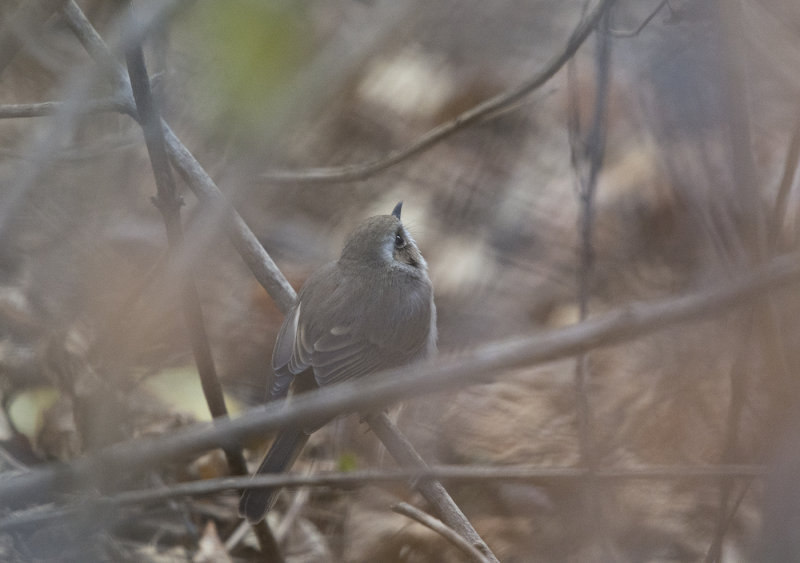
269, 302, 304, 400
310, 324, 395, 387
270, 306, 385, 396
271, 264, 433, 395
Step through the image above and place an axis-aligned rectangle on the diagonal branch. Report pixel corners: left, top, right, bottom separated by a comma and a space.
122, 10, 283, 561
124, 17, 235, 471
0, 250, 799, 511
59, 0, 297, 315
367, 413, 499, 563
260, 0, 617, 184
162, 124, 298, 314
392, 502, 492, 563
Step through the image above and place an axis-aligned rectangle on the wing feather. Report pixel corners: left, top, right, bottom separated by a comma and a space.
269, 261, 434, 399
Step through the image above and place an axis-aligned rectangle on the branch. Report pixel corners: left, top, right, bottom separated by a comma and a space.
123, 13, 282, 561
0, 464, 763, 533
125, 12, 234, 458
260, 0, 617, 184
59, 0, 297, 314
367, 413, 499, 563
163, 124, 297, 314
392, 502, 492, 563
572, 6, 612, 555
0, 251, 798, 510
0, 97, 131, 119
61, 0, 184, 95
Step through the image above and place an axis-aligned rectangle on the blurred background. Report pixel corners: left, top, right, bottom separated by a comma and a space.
1, 0, 800, 561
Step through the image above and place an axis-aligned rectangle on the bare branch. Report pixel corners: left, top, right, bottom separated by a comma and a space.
0, 134, 141, 162
367, 412, 499, 563
163, 124, 298, 314
0, 464, 764, 533
260, 0, 617, 184
392, 502, 492, 563
572, 6, 612, 555
60, 1, 128, 92
59, 0, 297, 315
124, 14, 283, 561
61, 0, 186, 94
0, 250, 799, 510
0, 97, 131, 119
125, 15, 232, 451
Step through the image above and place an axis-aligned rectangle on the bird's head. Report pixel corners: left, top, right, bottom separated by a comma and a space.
339, 201, 427, 274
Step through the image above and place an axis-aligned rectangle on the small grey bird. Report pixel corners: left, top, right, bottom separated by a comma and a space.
239, 202, 436, 523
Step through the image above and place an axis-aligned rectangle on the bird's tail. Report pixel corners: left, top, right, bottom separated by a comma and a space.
238, 427, 310, 523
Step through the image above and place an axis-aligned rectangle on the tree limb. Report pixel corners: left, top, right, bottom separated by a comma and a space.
59, 0, 297, 314
0, 463, 764, 534
0, 97, 131, 119
260, 0, 617, 184
367, 413, 499, 563
392, 502, 492, 563
0, 251, 797, 511
123, 11, 283, 561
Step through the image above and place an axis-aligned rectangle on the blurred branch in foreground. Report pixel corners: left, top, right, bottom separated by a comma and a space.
0, 249, 799, 510
0, 463, 765, 534
0, 97, 131, 119
124, 26, 283, 560
59, 0, 298, 314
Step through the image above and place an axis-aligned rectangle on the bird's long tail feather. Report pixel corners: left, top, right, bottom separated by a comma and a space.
238, 428, 310, 523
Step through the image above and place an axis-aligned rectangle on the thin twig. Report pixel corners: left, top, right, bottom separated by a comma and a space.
607, 0, 668, 38
366, 412, 499, 563
260, 0, 617, 184
61, 0, 185, 95
274, 486, 310, 544
1, 251, 800, 510
0, 464, 764, 533
392, 502, 492, 563
0, 97, 131, 119
163, 124, 298, 314
125, 16, 231, 467
60, 1, 130, 96
0, 134, 141, 162
572, 6, 612, 556
59, 0, 296, 315
123, 19, 282, 561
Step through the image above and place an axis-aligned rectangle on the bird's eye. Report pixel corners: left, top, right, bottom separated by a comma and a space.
394, 232, 406, 249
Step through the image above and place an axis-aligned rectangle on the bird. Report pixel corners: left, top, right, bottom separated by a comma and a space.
239, 201, 437, 523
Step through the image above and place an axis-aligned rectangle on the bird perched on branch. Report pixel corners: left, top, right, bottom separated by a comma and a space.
239, 202, 437, 523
